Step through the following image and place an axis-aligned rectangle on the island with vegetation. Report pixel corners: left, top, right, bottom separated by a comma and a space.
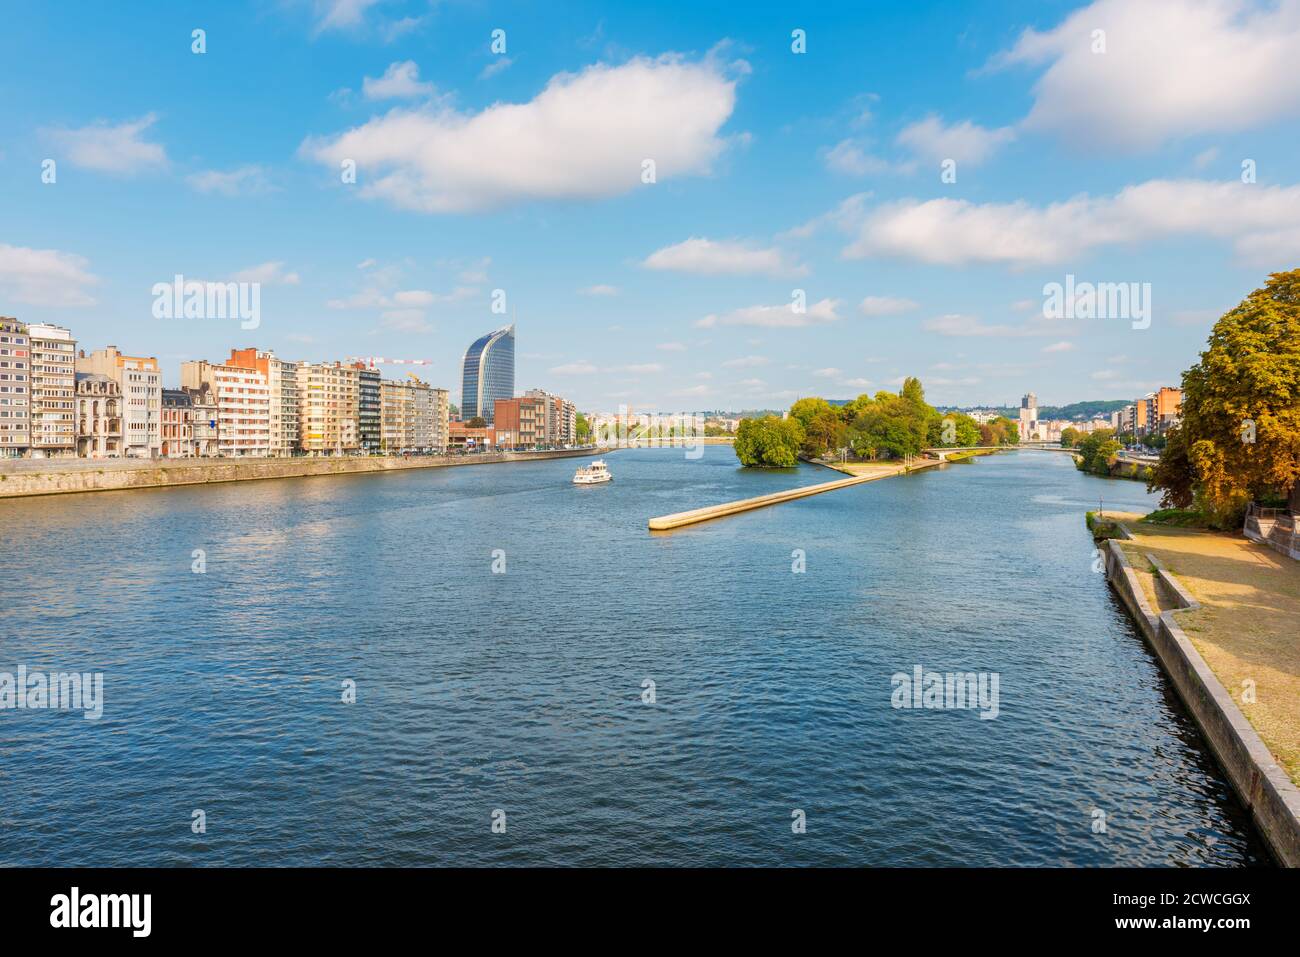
734, 377, 1020, 468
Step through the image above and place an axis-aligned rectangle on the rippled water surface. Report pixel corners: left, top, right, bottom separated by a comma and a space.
0, 449, 1269, 865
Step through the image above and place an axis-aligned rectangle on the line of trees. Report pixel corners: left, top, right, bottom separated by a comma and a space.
734, 378, 1020, 467
1149, 268, 1300, 527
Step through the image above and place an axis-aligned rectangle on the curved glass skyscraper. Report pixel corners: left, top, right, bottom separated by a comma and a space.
460, 324, 515, 424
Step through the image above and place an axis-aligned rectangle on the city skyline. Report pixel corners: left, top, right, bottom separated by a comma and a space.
3, 1, 1300, 412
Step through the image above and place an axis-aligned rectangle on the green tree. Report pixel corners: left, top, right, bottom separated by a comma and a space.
575, 412, 591, 441
1059, 426, 1080, 448
734, 416, 803, 468
467, 416, 486, 428
1075, 428, 1119, 475
1150, 269, 1300, 526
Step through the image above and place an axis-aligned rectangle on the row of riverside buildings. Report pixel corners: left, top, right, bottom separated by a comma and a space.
1110, 386, 1182, 439
0, 317, 450, 459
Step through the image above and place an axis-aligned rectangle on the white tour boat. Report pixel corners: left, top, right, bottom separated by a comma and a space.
573, 459, 612, 485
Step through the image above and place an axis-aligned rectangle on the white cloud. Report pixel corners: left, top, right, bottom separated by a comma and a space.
895, 115, 1014, 165
824, 139, 892, 176
45, 114, 167, 173
481, 57, 514, 80
619, 363, 663, 374
312, 0, 382, 34
1042, 340, 1076, 353
840, 178, 1300, 267
722, 355, 770, 368
232, 261, 300, 285
842, 377, 872, 389
696, 298, 842, 329
363, 61, 434, 100
187, 165, 273, 196
922, 313, 1052, 338
0, 243, 98, 306
550, 360, 599, 375
578, 284, 619, 296
642, 237, 805, 277
657, 341, 687, 351
327, 286, 473, 309
301, 54, 740, 212
991, 0, 1300, 150
859, 295, 919, 317
813, 367, 842, 378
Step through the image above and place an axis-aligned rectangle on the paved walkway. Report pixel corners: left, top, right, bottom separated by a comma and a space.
1110, 512, 1300, 786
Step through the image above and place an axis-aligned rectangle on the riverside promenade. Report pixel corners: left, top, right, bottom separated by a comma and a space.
648, 458, 940, 530
1100, 512, 1300, 865
0, 447, 605, 498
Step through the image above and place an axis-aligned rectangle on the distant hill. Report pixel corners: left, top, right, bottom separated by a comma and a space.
938, 400, 1130, 421
1038, 400, 1130, 421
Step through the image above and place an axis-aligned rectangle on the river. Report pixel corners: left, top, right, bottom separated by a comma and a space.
0, 449, 1269, 865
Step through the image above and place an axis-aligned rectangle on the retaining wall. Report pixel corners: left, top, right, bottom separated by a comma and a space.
1102, 538, 1300, 866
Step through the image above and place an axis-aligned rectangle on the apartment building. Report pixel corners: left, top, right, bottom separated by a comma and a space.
182, 385, 219, 457
0, 317, 30, 457
161, 389, 201, 458
357, 365, 381, 454
295, 361, 359, 455
378, 376, 448, 453
77, 346, 162, 458
75, 373, 123, 458
227, 349, 299, 456
180, 360, 271, 456
495, 390, 576, 449
28, 324, 78, 457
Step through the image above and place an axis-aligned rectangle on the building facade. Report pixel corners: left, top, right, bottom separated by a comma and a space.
77, 346, 162, 458
180, 360, 270, 456
295, 361, 359, 455
160, 389, 200, 458
356, 365, 381, 454
460, 324, 515, 425
182, 385, 219, 457
0, 317, 30, 457
28, 324, 78, 457
228, 349, 299, 456
494, 390, 576, 449
75, 373, 123, 458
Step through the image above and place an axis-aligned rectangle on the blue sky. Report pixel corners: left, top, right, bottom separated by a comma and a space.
3, 0, 1299, 412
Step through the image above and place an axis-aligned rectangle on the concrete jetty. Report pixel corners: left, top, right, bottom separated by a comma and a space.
648, 459, 938, 530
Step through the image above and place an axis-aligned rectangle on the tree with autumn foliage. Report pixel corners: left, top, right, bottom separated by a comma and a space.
1149, 269, 1300, 526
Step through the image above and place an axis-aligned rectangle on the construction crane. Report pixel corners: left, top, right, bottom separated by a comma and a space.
345, 357, 434, 369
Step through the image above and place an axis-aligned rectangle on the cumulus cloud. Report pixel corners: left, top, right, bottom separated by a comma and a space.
859, 296, 919, 317
823, 139, 893, 176
301, 54, 740, 212
642, 237, 805, 277
921, 313, 1061, 338
840, 178, 1300, 267
990, 0, 1300, 150
0, 243, 98, 306
312, 0, 382, 34
550, 360, 599, 375
232, 261, 301, 285
363, 61, 434, 100
578, 284, 619, 296
721, 355, 770, 368
187, 165, 274, 196
696, 298, 842, 329
44, 114, 167, 173
895, 115, 1015, 165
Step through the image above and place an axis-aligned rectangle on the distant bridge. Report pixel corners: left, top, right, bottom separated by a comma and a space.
921, 443, 1069, 460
